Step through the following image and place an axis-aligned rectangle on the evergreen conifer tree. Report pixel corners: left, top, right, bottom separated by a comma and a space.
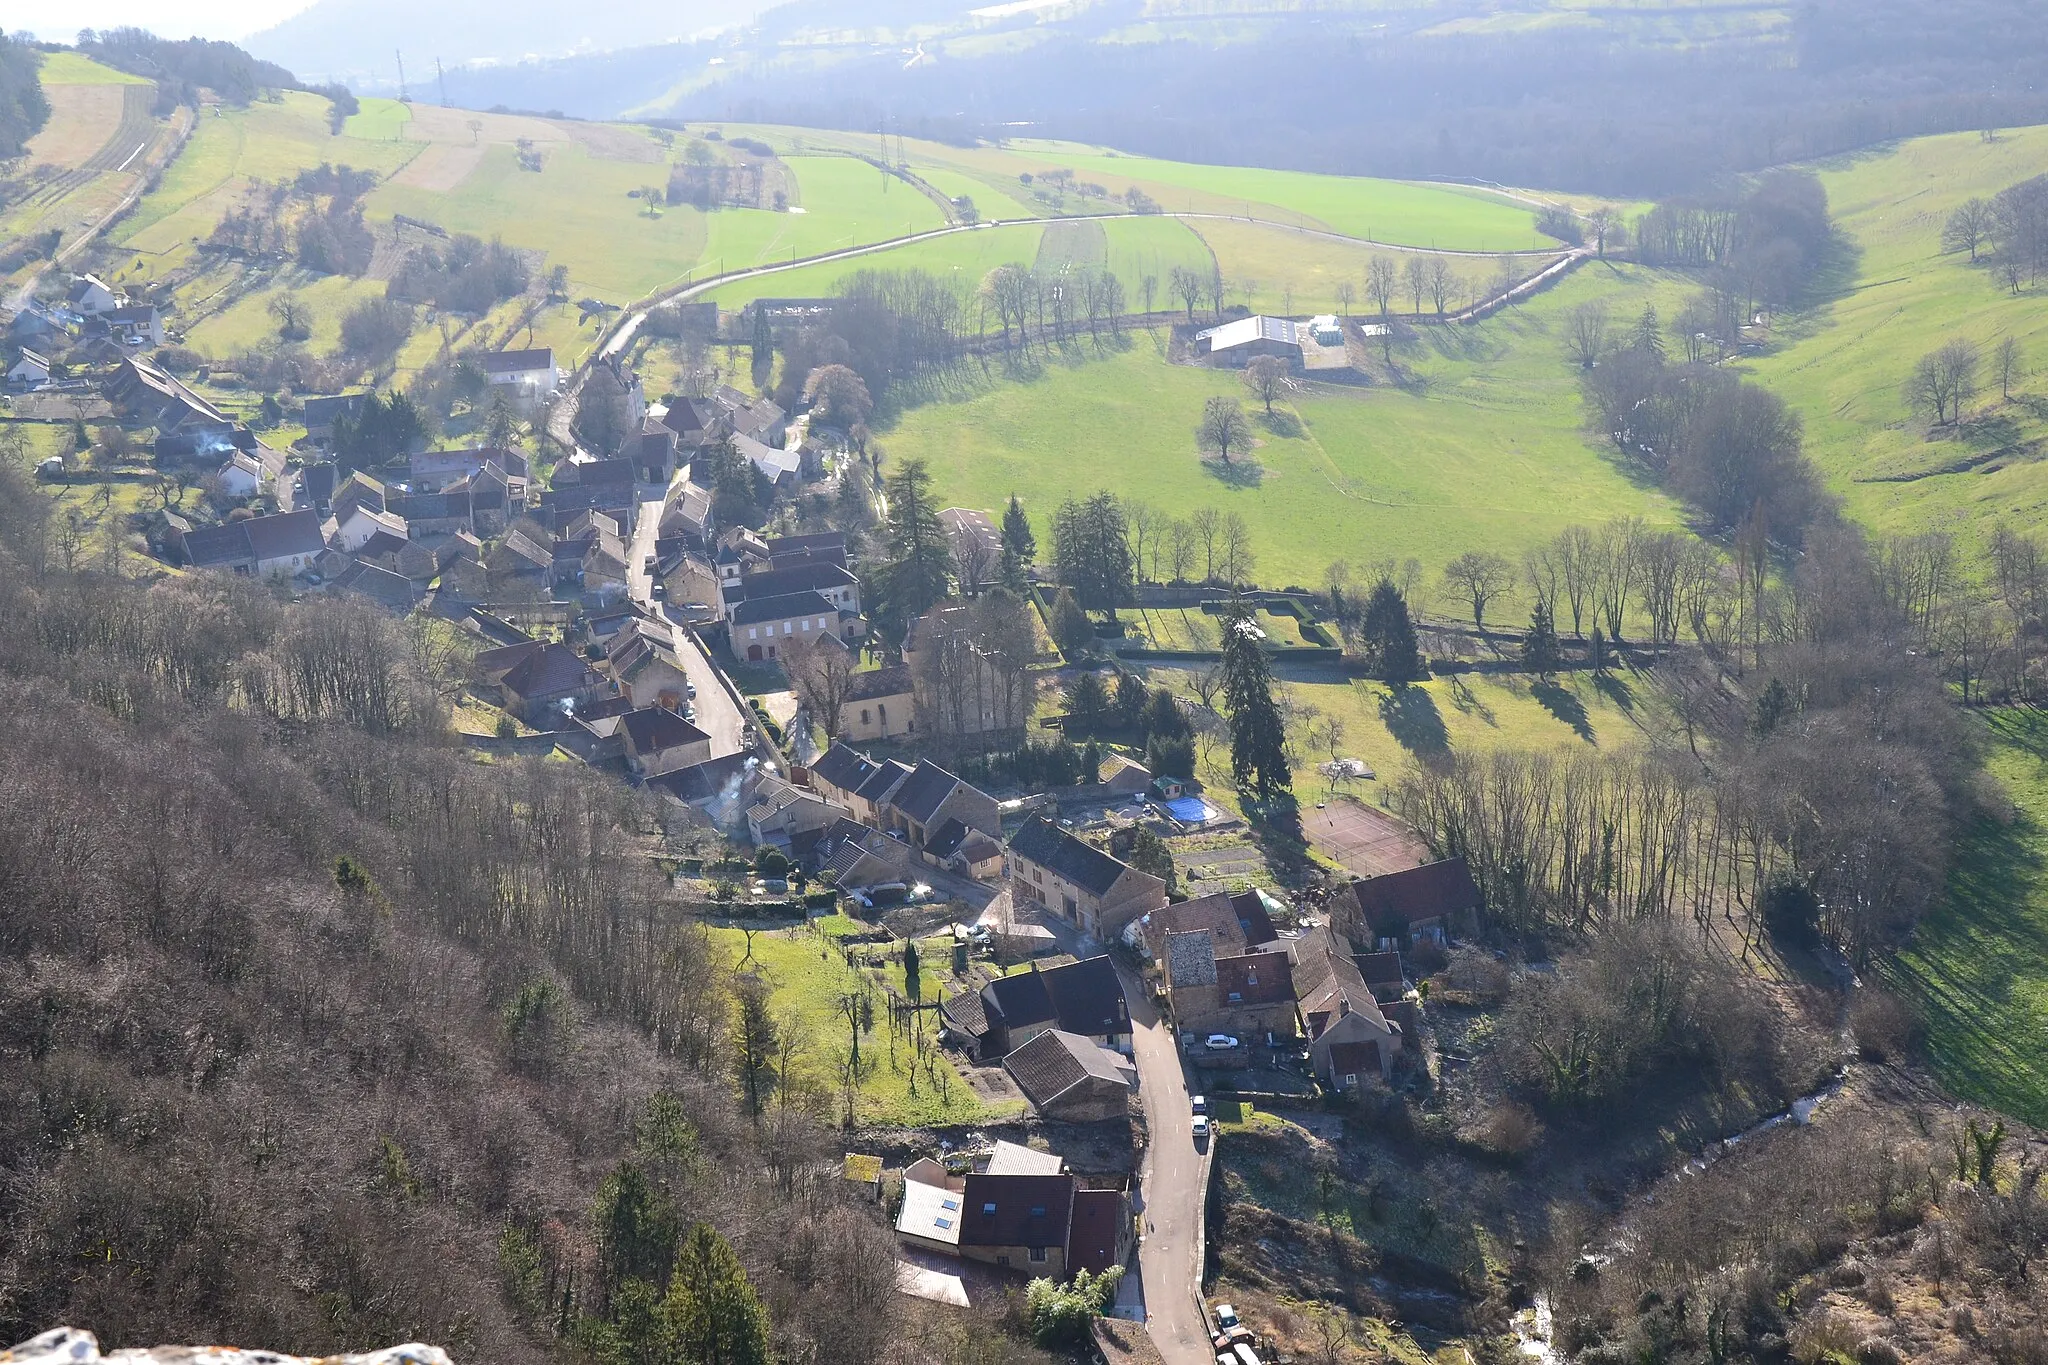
1219, 601, 1292, 804
664, 1222, 771, 1365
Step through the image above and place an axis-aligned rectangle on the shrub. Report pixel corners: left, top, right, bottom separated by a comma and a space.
494, 715, 517, 739
1849, 989, 1920, 1063
1024, 1267, 1122, 1347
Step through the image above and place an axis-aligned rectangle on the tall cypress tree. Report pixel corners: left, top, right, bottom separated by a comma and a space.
1220, 602, 1292, 805
1000, 493, 1036, 592
664, 1222, 772, 1365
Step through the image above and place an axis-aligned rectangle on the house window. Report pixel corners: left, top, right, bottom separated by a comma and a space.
1029, 1206, 1046, 1217
747, 628, 757, 640
1063, 895, 1078, 917
1228, 992, 1242, 1003
982, 1203, 997, 1216
861, 709, 871, 724
800, 619, 810, 631
1029, 1246, 1047, 1263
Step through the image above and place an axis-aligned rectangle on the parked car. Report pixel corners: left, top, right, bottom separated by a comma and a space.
1191, 1115, 1211, 1143
1213, 1305, 1239, 1330
1206, 1034, 1241, 1051
1191, 1095, 1208, 1116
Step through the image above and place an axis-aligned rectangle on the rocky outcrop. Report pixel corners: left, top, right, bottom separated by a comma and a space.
3, 1331, 452, 1365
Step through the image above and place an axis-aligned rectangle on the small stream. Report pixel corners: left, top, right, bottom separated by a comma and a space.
1509, 1067, 1853, 1363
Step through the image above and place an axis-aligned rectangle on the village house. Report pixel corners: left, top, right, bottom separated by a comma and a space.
924, 819, 1005, 881
215, 449, 267, 499
895, 1158, 1131, 1282
875, 759, 1000, 861
840, 665, 915, 742
939, 507, 1004, 585
1127, 888, 1278, 964
722, 559, 861, 620
1161, 931, 1298, 1045
84, 303, 165, 349
66, 274, 118, 315
730, 590, 841, 662
499, 642, 608, 726
1007, 816, 1168, 939
302, 393, 365, 445
746, 775, 850, 852
1346, 857, 1481, 948
329, 471, 387, 522
805, 742, 881, 808
603, 618, 694, 709
658, 478, 714, 547
614, 705, 712, 779
478, 348, 559, 406
329, 561, 418, 612
409, 446, 530, 495
733, 430, 801, 490
7, 348, 50, 387
812, 817, 916, 889
334, 504, 408, 553
943, 954, 1130, 1060
1002, 1029, 1138, 1121
1289, 924, 1401, 1088
173, 509, 325, 578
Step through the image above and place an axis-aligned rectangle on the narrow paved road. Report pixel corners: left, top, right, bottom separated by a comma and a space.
1119, 961, 1214, 1365
624, 483, 752, 760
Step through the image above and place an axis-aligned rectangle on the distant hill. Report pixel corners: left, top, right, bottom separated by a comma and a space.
419, 0, 2048, 198
242, 0, 763, 85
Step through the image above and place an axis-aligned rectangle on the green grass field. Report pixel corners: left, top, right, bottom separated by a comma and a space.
369, 142, 707, 302
1191, 218, 1509, 317
36, 51, 152, 84
702, 222, 1045, 307
1005, 142, 1552, 251
1743, 125, 2048, 556
886, 260, 1688, 596
698, 156, 947, 276
1886, 709, 2048, 1126
117, 91, 423, 255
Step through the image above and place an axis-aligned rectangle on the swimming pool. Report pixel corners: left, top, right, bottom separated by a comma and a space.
1164, 795, 1223, 825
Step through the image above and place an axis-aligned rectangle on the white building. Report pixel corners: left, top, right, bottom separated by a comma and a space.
477, 348, 560, 405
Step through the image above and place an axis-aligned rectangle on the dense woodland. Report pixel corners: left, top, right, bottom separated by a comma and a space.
0, 462, 1045, 1364
439, 0, 2048, 195
0, 34, 49, 163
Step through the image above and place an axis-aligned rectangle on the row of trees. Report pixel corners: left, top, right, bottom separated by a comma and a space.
1394, 525, 1976, 962
1944, 173, 2048, 293
1905, 334, 2025, 427
978, 261, 1128, 351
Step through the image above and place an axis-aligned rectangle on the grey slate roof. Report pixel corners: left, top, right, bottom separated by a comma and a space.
1038, 955, 1128, 1037
889, 760, 966, 826
1003, 1029, 1134, 1113
810, 741, 878, 794
1007, 816, 1131, 899
853, 758, 913, 805
729, 589, 835, 628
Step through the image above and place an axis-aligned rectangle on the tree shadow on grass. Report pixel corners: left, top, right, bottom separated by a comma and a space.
1446, 674, 1495, 727
1881, 801, 2048, 1124
1378, 683, 1448, 758
1594, 669, 1636, 714
1201, 455, 1265, 488
1532, 678, 1595, 743
1255, 407, 1303, 439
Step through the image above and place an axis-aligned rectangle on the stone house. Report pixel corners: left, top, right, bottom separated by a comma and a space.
1289, 925, 1401, 1087
1002, 1029, 1137, 1121
1007, 816, 1168, 939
